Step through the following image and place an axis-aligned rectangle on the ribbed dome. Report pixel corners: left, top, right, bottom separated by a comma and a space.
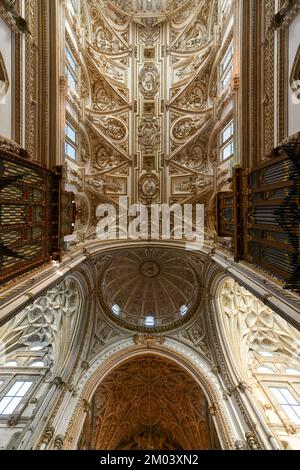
99, 248, 201, 331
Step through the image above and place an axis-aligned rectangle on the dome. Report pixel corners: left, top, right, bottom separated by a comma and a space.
98, 248, 202, 331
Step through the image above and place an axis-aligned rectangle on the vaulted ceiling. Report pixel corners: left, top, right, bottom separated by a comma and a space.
78, 355, 220, 450
69, 0, 225, 241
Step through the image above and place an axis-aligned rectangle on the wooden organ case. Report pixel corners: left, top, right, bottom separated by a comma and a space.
0, 142, 76, 285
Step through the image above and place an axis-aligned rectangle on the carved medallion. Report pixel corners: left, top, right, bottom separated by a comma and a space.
97, 117, 127, 141
139, 63, 160, 98
140, 261, 160, 278
139, 172, 160, 200
171, 117, 205, 142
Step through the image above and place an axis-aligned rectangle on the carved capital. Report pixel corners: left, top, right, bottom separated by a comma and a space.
41, 426, 55, 445
53, 434, 65, 450
245, 431, 261, 450
235, 440, 246, 450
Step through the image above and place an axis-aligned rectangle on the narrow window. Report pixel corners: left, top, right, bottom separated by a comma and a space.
220, 45, 233, 91
220, 120, 234, 161
65, 46, 78, 90
65, 121, 78, 160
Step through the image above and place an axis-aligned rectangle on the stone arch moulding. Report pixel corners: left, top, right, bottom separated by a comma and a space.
208, 273, 300, 450
48, 338, 239, 451
0, 51, 9, 97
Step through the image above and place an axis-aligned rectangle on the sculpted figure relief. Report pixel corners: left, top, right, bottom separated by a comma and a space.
93, 80, 123, 112
175, 175, 212, 193
139, 18, 160, 46
139, 63, 160, 98
138, 118, 160, 151
173, 143, 209, 172
95, 27, 122, 53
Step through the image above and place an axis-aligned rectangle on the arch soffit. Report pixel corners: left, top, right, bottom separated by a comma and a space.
63, 337, 236, 450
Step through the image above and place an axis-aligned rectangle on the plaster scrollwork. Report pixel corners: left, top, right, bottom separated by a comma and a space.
139, 18, 160, 46
92, 79, 125, 112
171, 116, 206, 143
95, 27, 122, 53
174, 174, 213, 195
172, 73, 211, 112
102, 3, 128, 28
174, 56, 203, 81
245, 431, 261, 450
95, 117, 127, 142
93, 143, 125, 171
53, 435, 65, 450
172, 139, 210, 173
40, 426, 55, 446
173, 3, 210, 52
133, 334, 165, 346
86, 175, 124, 194
235, 440, 247, 450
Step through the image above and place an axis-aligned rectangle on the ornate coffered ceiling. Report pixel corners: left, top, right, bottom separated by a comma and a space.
66, 0, 224, 242
78, 355, 220, 450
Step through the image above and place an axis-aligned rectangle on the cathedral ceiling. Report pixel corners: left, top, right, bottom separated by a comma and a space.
68, 0, 223, 242
78, 355, 220, 450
